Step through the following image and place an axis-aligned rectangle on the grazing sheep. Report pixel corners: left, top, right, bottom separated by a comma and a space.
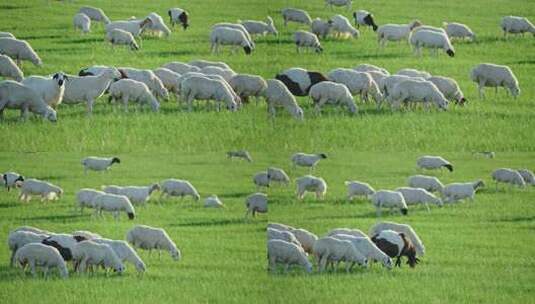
160, 179, 200, 201
264, 79, 304, 120
330, 14, 360, 38
326, 228, 367, 238
501, 16, 535, 38
309, 81, 357, 114
408, 175, 444, 193
389, 79, 449, 110
72, 231, 101, 240
313, 237, 368, 272
21, 72, 67, 108
92, 238, 146, 273
310, 18, 333, 39
245, 193, 267, 217
210, 27, 253, 55
253, 171, 270, 190
281, 8, 312, 26
410, 30, 455, 57
204, 195, 224, 208
371, 230, 419, 268
14, 243, 68, 278
241, 17, 278, 37
413, 25, 447, 35
180, 76, 237, 111
0, 32, 15, 38
153, 68, 181, 97
371, 190, 408, 216
325, 0, 352, 10
8, 230, 49, 266
0, 38, 42, 67
267, 228, 302, 248
354, 64, 388, 75
417, 155, 453, 172
518, 169, 535, 186
0, 54, 23, 81
0, 80, 57, 121
168, 8, 189, 29
379, 75, 426, 104
470, 63, 520, 99
73, 13, 91, 34
328, 68, 383, 103
296, 175, 327, 200
213, 23, 254, 48
12, 226, 52, 235
118, 68, 169, 100
188, 60, 231, 70
227, 150, 253, 162
268, 223, 295, 231
442, 180, 485, 203
3, 171, 24, 191
353, 10, 378, 31
62, 69, 119, 114
93, 193, 136, 220
127, 225, 181, 260
396, 68, 431, 79
106, 29, 139, 50
276, 68, 328, 96
443, 22, 475, 41
102, 184, 160, 206
492, 168, 526, 188
76, 189, 105, 214
41, 233, 87, 261
109, 79, 160, 112
293, 30, 323, 53
200, 66, 236, 82
79, 6, 110, 24
428, 76, 466, 105
291, 153, 327, 170
290, 228, 318, 254
163, 62, 201, 74
376, 20, 422, 48
395, 187, 443, 211
473, 151, 496, 159
345, 181, 375, 200
268, 239, 312, 273
369, 221, 425, 256
267, 167, 290, 185
82, 157, 120, 173
330, 234, 393, 269
106, 19, 152, 38
72, 240, 125, 274
19, 178, 63, 202
229, 74, 267, 103
141, 12, 171, 37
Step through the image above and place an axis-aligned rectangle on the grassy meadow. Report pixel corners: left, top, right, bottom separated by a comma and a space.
1, 0, 535, 303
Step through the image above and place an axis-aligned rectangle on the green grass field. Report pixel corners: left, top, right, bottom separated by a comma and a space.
1, 0, 535, 303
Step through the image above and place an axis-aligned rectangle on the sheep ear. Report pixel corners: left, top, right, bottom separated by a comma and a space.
53, 73, 58, 80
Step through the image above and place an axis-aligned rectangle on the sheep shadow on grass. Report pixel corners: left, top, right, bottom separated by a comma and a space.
18, 213, 83, 222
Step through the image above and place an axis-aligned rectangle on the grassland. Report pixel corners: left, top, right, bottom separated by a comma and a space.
0, 0, 535, 303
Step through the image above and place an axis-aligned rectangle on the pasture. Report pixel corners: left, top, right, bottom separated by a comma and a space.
1, 0, 535, 303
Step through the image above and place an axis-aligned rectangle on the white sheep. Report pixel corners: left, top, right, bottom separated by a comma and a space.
0, 54, 23, 81
62, 69, 119, 114
160, 179, 200, 201
353, 64, 389, 75
313, 237, 368, 272
76, 188, 105, 214
389, 79, 449, 110
227, 150, 253, 162
92, 193, 136, 220
92, 238, 146, 273
3, 171, 24, 191
291, 153, 327, 170
353, 10, 378, 31
345, 181, 375, 200
14, 243, 68, 278
241, 17, 278, 37
228, 74, 267, 103
376, 20, 422, 48
330, 14, 360, 38
8, 230, 49, 266
72, 240, 125, 274
267, 228, 302, 248
371, 190, 408, 216
369, 221, 425, 256
325, 0, 352, 10
213, 23, 254, 48
204, 195, 225, 208
73, 13, 91, 34
253, 171, 270, 190
142, 12, 171, 37
310, 18, 333, 39
12, 226, 52, 235
180, 75, 237, 112
19, 178, 63, 202
168, 8, 189, 29
330, 234, 393, 269
442, 180, 485, 203
470, 63, 520, 99
328, 68, 383, 103
118, 67, 169, 100
21, 72, 67, 108
106, 18, 152, 38
410, 29, 455, 57
106, 29, 139, 50
163, 62, 201, 74
103, 184, 160, 206
82, 156, 120, 174
326, 228, 367, 238
443, 22, 475, 41
428, 76, 466, 105
153, 68, 181, 97
492, 168, 526, 188
417, 155, 453, 172
79, 6, 110, 24
309, 81, 357, 114
109, 79, 160, 112
126, 225, 181, 260
413, 25, 447, 34
267, 239, 312, 273
199, 66, 236, 82
0, 32, 15, 38
501, 16, 535, 38
268, 223, 295, 231
290, 228, 318, 254
41, 233, 86, 261
296, 175, 327, 200
72, 231, 101, 240
379, 75, 426, 104
396, 68, 431, 79
188, 60, 231, 70
407, 175, 444, 193
0, 38, 42, 67
294, 30, 323, 53
395, 187, 443, 211
267, 167, 290, 185
0, 80, 57, 121
210, 27, 253, 55
281, 8, 312, 26
518, 169, 535, 186
264, 79, 304, 120
245, 192, 267, 217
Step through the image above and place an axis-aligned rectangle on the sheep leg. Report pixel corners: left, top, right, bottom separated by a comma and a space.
122, 95, 129, 112
424, 202, 431, 212
319, 256, 328, 272
43, 266, 49, 279
86, 99, 95, 115
283, 263, 290, 273
29, 260, 37, 277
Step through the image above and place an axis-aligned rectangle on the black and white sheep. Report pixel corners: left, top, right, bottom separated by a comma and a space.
442, 180, 485, 203
296, 175, 327, 200
417, 155, 453, 172
82, 156, 120, 173
409, 29, 455, 57
353, 10, 378, 31
470, 63, 520, 99
281, 8, 312, 26
19, 178, 63, 202
371, 230, 419, 268
3, 171, 24, 191
14, 243, 68, 278
268, 239, 312, 273
79, 6, 110, 24
160, 179, 200, 201
0, 54, 23, 81
371, 190, 408, 216
293, 30, 323, 53
41, 233, 87, 261
168, 8, 189, 29
369, 221, 425, 256
245, 193, 267, 217
309, 81, 357, 114
21, 72, 67, 108
501, 16, 535, 38
275, 68, 328, 96
0, 38, 42, 67
0, 80, 57, 121
264, 79, 304, 120
92, 193, 136, 220
127, 225, 181, 261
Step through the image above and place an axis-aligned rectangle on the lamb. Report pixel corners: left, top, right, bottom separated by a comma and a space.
396, 68, 431, 79
72, 240, 125, 274
0, 32, 15, 38
106, 18, 152, 38
102, 184, 160, 205
92, 193, 136, 220
160, 179, 200, 201
376, 20, 422, 48
275, 68, 328, 96
267, 167, 290, 185
8, 230, 49, 266
330, 14, 360, 38
470, 63, 520, 99
19, 178, 63, 202
395, 187, 443, 211
241, 17, 278, 37
106, 29, 139, 50
293, 30, 323, 53
41, 233, 87, 261
325, 0, 352, 10
163, 62, 201, 74
267, 239, 312, 273
73, 13, 91, 34
407, 175, 444, 193
313, 237, 368, 272
353, 10, 378, 31
291, 153, 327, 170
3, 171, 24, 191
290, 228, 318, 254
109, 79, 160, 112
245, 192, 268, 217
76, 189, 105, 214
492, 168, 526, 188
14, 243, 68, 278
518, 169, 535, 186
309, 81, 357, 114
330, 234, 393, 269
0, 80, 57, 121
126, 225, 181, 260
82, 156, 120, 173
296, 175, 327, 200
204, 195, 225, 208
370, 190, 408, 216
153, 68, 181, 97
443, 22, 475, 41
281, 8, 312, 26
118, 68, 169, 100
21, 72, 67, 108
264, 79, 304, 120
442, 180, 485, 203
0, 54, 23, 81
253, 171, 270, 190
79, 6, 110, 24
428, 76, 466, 105
92, 238, 145, 273
228, 74, 267, 103
500, 16, 535, 38
345, 181, 375, 200
371, 230, 419, 268
389, 79, 449, 110
168, 8, 189, 29
327, 69, 383, 103
326, 228, 367, 238
409, 29, 455, 57
0, 38, 42, 67
180, 76, 237, 112
416, 155, 453, 172
268, 223, 295, 231
267, 228, 302, 248
310, 18, 333, 39
227, 150, 253, 162
62, 69, 119, 114
210, 27, 253, 55
369, 221, 425, 256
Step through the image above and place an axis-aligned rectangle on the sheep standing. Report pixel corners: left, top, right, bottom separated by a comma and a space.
204, 195, 224, 208
428, 76, 466, 105
327, 228, 367, 238
21, 72, 67, 108
276, 68, 328, 96
313, 237, 368, 272
3, 171, 24, 191
210, 27, 253, 55
281, 8, 312, 26
291, 153, 327, 171
79, 6, 110, 24
376, 20, 422, 48
92, 238, 146, 273
290, 228, 318, 254
267, 167, 290, 186
407, 175, 444, 193
14, 243, 68, 278
180, 76, 237, 112
470, 63, 520, 99
62, 69, 119, 114
212, 23, 254, 49
82, 156, 120, 174
142, 13, 171, 37
109, 79, 160, 112
443, 22, 475, 41
330, 234, 393, 269
389, 79, 449, 110
163, 62, 201, 74
0, 80, 57, 121
118, 68, 169, 100
268, 239, 312, 273
492, 168, 526, 189
168, 8, 189, 29
369, 221, 425, 256
103, 184, 160, 206
241, 17, 278, 37
296, 175, 327, 200
353, 10, 378, 31
153, 68, 181, 98
245, 193, 267, 217
8, 230, 49, 266
371, 190, 408, 216
410, 30, 455, 57
92, 193, 136, 220
160, 179, 200, 201
72, 241, 125, 274
345, 181, 375, 200
328, 68, 383, 103
311, 18, 333, 39
0, 38, 42, 67
417, 155, 453, 172
76, 189, 105, 214
518, 169, 535, 186
253, 171, 270, 190
41, 233, 87, 261
395, 187, 443, 211
106, 19, 152, 38
229, 74, 267, 104
354, 64, 389, 75
442, 180, 485, 203
264, 79, 304, 120
19, 178, 63, 202
127, 225, 181, 260
0, 54, 23, 81
501, 16, 535, 38
371, 230, 419, 268
227, 150, 252, 162
330, 14, 359, 38
73, 13, 91, 34
309, 81, 357, 114
267, 228, 302, 248
293, 30, 323, 53
106, 29, 139, 50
